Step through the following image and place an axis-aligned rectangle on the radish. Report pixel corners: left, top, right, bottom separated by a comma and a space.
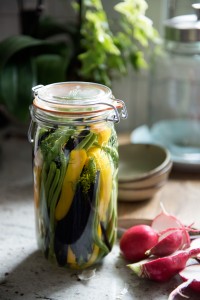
152, 211, 183, 232
168, 264, 200, 300
180, 265, 200, 292
128, 248, 200, 282
152, 209, 191, 250
119, 224, 158, 262
146, 229, 183, 257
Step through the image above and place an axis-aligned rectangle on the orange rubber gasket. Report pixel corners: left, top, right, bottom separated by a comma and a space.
33, 99, 123, 115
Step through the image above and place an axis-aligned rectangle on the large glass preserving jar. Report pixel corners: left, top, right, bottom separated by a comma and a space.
28, 82, 127, 269
148, 5, 200, 170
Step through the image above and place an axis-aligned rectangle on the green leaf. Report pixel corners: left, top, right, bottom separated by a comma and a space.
114, 0, 148, 19
129, 51, 147, 70
0, 61, 18, 112
35, 54, 69, 85
17, 57, 36, 120
0, 56, 36, 121
0, 35, 46, 69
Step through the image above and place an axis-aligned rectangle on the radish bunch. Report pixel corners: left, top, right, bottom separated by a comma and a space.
119, 209, 200, 298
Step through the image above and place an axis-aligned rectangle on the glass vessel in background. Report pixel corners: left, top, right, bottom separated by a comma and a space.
149, 4, 200, 169
28, 82, 127, 269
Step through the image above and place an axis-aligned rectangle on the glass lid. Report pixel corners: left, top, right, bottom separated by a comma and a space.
31, 81, 127, 124
33, 82, 112, 105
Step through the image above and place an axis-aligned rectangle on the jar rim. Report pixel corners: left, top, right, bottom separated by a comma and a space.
31, 81, 128, 125
33, 82, 112, 105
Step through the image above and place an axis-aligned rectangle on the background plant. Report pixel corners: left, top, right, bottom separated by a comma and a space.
0, 0, 159, 123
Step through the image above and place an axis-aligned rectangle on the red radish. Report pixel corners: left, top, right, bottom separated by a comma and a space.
152, 209, 191, 250
168, 264, 200, 300
179, 228, 191, 250
120, 224, 158, 262
152, 211, 183, 232
180, 265, 200, 292
128, 248, 200, 282
146, 229, 183, 257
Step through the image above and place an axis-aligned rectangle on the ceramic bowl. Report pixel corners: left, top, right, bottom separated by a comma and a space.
118, 143, 172, 202
118, 182, 165, 202
118, 143, 171, 183
118, 160, 173, 189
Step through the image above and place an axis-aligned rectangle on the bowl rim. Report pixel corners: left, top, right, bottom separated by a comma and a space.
118, 161, 173, 189
118, 143, 172, 183
118, 160, 173, 185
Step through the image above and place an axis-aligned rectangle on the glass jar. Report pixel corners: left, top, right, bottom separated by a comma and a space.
28, 81, 127, 269
148, 6, 200, 169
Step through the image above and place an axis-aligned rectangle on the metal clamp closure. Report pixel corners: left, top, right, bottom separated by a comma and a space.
97, 102, 120, 123
116, 99, 128, 120
96, 100, 127, 123
28, 105, 36, 143
32, 85, 44, 96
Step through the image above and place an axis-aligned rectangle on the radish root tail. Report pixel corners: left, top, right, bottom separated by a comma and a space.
168, 279, 193, 300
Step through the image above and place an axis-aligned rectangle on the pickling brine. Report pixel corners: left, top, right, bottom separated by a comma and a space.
29, 82, 127, 269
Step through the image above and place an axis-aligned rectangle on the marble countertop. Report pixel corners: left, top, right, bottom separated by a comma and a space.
0, 136, 199, 300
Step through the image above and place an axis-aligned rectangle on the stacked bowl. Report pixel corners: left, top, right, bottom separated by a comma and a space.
118, 143, 173, 202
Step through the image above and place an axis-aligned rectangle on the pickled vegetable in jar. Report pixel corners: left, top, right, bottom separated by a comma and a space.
28, 82, 127, 269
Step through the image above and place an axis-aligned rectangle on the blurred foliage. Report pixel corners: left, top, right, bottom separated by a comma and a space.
79, 0, 159, 85
0, 0, 159, 122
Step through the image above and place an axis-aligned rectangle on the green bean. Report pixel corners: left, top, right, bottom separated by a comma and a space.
107, 192, 113, 223
83, 132, 97, 151
38, 161, 48, 207
110, 214, 117, 247
48, 152, 68, 257
37, 161, 51, 254
97, 245, 108, 262
107, 208, 117, 245
105, 178, 117, 247
47, 168, 60, 208
93, 223, 109, 254
50, 154, 67, 223
92, 194, 109, 254
45, 162, 57, 205
103, 145, 119, 168
75, 132, 94, 150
